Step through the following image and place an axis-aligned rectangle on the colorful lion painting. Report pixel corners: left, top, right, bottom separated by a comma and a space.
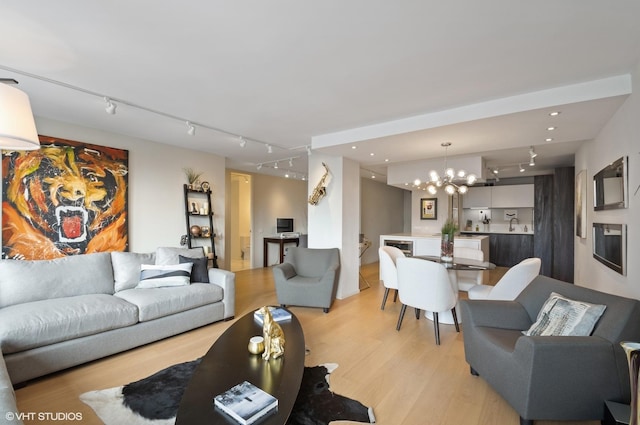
2, 136, 128, 260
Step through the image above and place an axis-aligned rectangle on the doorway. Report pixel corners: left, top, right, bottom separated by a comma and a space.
229, 172, 252, 271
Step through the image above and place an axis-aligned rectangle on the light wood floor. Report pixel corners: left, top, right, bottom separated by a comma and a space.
15, 264, 598, 425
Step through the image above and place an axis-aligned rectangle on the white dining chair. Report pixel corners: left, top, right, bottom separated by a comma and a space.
453, 246, 484, 291
396, 257, 459, 345
467, 257, 541, 300
378, 246, 405, 310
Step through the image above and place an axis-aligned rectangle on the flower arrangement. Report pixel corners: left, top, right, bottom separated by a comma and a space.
441, 218, 459, 238
183, 167, 203, 187
440, 218, 458, 261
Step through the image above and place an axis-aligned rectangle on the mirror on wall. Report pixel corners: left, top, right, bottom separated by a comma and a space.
593, 156, 627, 210
592, 223, 626, 275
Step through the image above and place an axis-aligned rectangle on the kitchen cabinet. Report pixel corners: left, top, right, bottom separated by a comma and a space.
491, 184, 534, 208
490, 234, 534, 267
462, 186, 492, 208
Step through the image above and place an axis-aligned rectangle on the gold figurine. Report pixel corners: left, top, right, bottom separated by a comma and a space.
259, 306, 285, 360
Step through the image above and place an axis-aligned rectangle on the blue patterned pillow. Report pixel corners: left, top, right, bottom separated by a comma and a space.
137, 263, 193, 288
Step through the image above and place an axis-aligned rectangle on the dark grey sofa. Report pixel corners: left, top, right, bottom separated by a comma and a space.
460, 275, 640, 425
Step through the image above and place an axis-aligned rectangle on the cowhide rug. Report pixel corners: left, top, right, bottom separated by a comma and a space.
80, 359, 375, 425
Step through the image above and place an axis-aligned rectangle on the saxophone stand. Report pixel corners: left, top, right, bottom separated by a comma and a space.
358, 237, 372, 291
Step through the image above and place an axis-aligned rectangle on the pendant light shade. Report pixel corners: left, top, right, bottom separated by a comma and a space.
0, 83, 39, 150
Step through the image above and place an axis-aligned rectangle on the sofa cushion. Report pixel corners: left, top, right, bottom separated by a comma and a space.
155, 247, 204, 265
112, 251, 156, 292
523, 292, 607, 336
115, 283, 223, 322
179, 255, 210, 283
0, 253, 115, 308
0, 294, 139, 354
137, 263, 193, 289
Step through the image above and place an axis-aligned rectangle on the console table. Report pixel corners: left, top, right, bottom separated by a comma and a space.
263, 236, 299, 267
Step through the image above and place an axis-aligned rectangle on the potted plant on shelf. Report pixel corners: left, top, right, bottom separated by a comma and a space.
441, 218, 458, 262
183, 167, 203, 190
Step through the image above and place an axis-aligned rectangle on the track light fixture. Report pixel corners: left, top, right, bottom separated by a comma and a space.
104, 97, 116, 115
289, 158, 293, 167
266, 144, 273, 154
257, 164, 262, 170
239, 137, 246, 148
274, 161, 278, 169
519, 164, 525, 173
186, 121, 196, 136
529, 156, 536, 167
306, 146, 312, 156
529, 146, 537, 159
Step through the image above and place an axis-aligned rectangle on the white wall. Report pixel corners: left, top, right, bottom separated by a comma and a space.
410, 189, 451, 235
574, 60, 639, 298
2, 117, 227, 265
251, 173, 307, 268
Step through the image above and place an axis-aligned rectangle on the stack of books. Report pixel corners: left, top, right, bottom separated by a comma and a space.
253, 307, 292, 325
214, 381, 278, 424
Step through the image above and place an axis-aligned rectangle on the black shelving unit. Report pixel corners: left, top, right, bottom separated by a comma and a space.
183, 184, 218, 268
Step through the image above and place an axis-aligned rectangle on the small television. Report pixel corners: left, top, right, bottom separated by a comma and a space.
276, 218, 294, 233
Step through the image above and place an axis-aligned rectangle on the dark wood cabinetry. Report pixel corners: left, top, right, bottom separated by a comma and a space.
183, 184, 218, 268
489, 234, 534, 267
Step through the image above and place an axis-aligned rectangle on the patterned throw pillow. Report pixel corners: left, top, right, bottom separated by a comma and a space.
137, 263, 193, 289
523, 292, 606, 336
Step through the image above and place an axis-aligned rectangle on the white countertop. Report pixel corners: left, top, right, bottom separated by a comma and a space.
381, 233, 489, 240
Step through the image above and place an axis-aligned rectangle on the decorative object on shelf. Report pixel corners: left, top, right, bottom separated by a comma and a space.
248, 336, 265, 355
426, 142, 477, 195
308, 162, 330, 205
200, 181, 210, 192
621, 341, 640, 425
201, 226, 211, 237
190, 225, 202, 237
180, 234, 188, 246
420, 198, 437, 220
441, 218, 458, 262
257, 306, 285, 360
183, 167, 203, 189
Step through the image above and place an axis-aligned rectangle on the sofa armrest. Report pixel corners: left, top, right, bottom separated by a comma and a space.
273, 263, 297, 281
461, 299, 533, 330
208, 269, 235, 319
1, 350, 23, 425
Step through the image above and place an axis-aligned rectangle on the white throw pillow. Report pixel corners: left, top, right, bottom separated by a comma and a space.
137, 263, 193, 289
523, 292, 606, 336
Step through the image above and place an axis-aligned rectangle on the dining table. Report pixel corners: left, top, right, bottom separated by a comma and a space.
412, 255, 496, 324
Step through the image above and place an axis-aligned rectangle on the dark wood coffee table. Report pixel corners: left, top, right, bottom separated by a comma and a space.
175, 308, 305, 425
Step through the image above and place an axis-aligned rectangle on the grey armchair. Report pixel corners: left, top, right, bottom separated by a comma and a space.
272, 247, 340, 313
460, 275, 640, 425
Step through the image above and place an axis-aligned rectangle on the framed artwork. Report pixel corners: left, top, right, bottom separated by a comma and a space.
576, 169, 587, 238
420, 198, 437, 220
2, 135, 129, 260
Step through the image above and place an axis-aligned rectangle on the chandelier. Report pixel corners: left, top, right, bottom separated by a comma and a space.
425, 142, 477, 195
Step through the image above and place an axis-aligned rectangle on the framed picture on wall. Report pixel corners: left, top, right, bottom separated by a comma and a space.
420, 198, 437, 220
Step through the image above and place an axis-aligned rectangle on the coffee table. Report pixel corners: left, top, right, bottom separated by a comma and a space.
175, 308, 305, 424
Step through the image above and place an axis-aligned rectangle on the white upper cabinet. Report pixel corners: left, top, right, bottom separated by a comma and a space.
490, 184, 534, 208
462, 186, 492, 209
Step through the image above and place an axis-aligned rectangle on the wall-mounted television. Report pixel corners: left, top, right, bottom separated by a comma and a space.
276, 218, 294, 233
593, 156, 628, 210
592, 223, 626, 275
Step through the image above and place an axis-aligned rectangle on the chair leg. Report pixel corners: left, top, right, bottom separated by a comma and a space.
414, 308, 420, 319
470, 366, 479, 376
323, 307, 329, 313
393, 290, 398, 302
433, 312, 440, 345
396, 304, 407, 331
451, 307, 460, 332
380, 288, 390, 310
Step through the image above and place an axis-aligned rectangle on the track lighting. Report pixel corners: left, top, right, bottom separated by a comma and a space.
104, 97, 116, 115
519, 164, 525, 173
274, 161, 278, 169
529, 146, 537, 159
239, 137, 246, 148
266, 144, 273, 154
529, 157, 536, 167
257, 164, 262, 170
186, 121, 196, 136
289, 158, 293, 167
306, 146, 312, 156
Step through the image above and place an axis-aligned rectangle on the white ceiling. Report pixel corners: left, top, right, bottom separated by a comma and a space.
2, 1, 639, 182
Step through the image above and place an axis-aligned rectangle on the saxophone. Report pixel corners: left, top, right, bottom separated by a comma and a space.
308, 162, 330, 205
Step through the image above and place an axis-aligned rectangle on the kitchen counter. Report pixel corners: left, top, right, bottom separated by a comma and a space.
461, 230, 534, 235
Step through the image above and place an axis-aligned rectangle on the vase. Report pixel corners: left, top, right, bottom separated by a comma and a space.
621, 341, 640, 425
441, 233, 454, 262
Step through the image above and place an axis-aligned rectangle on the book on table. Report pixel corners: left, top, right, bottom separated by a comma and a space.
253, 307, 292, 325
214, 381, 278, 424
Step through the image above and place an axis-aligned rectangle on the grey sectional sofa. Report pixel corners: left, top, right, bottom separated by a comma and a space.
0, 247, 235, 393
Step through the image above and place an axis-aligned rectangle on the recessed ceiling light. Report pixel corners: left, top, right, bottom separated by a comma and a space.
351, 146, 357, 149
549, 111, 560, 116
547, 126, 556, 131
385, 158, 389, 162
545, 138, 553, 142
370, 152, 375, 156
